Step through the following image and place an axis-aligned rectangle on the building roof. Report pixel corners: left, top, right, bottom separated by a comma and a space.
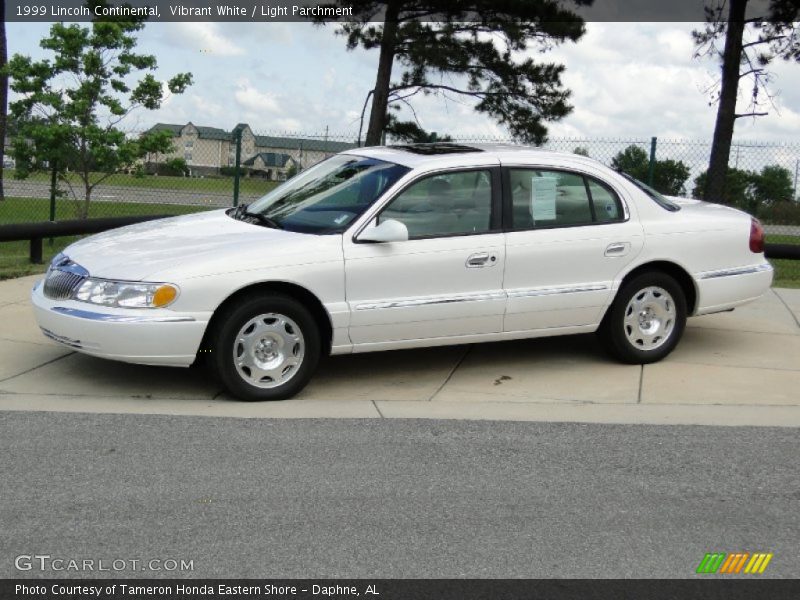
145, 122, 356, 153
253, 134, 355, 153
194, 126, 229, 141
243, 152, 295, 168
147, 123, 183, 136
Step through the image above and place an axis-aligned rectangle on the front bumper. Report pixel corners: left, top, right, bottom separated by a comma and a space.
31, 280, 210, 367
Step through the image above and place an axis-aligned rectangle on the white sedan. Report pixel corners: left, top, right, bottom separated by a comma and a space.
32, 144, 773, 400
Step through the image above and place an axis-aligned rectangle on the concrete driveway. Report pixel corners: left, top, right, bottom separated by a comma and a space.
1, 274, 799, 427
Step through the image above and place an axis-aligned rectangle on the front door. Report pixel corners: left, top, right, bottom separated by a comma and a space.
344, 168, 506, 347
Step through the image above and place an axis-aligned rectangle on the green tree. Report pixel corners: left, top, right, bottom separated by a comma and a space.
572, 146, 590, 157
610, 146, 649, 179
611, 145, 691, 196
164, 157, 189, 177
693, 0, 799, 204
753, 165, 793, 205
693, 164, 795, 215
285, 161, 299, 180
384, 112, 453, 143
323, 0, 590, 146
8, 12, 192, 218
693, 168, 757, 212
0, 0, 8, 202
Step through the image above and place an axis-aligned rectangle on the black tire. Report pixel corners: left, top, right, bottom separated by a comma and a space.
599, 271, 687, 364
207, 293, 321, 401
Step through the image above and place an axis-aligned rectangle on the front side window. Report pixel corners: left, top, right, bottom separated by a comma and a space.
508, 168, 623, 229
379, 170, 493, 239
245, 155, 410, 234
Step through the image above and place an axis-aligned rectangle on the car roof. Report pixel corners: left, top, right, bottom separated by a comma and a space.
340, 142, 605, 171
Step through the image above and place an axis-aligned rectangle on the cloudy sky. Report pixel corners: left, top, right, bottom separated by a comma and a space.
6, 20, 800, 142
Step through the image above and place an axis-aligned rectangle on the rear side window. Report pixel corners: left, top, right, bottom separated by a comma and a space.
588, 179, 622, 222
508, 168, 624, 230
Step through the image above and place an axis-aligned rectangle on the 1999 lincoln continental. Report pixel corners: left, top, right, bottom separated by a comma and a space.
32, 144, 773, 400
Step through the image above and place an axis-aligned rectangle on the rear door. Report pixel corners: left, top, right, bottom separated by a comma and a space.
501, 165, 644, 332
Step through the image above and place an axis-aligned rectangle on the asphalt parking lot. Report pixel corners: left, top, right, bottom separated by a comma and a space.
2, 414, 799, 578
1, 274, 799, 426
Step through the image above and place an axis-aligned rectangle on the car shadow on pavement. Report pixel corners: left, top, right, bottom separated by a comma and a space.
2, 333, 613, 404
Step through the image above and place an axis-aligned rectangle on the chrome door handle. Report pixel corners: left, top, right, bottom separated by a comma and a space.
466, 252, 492, 268
605, 242, 630, 257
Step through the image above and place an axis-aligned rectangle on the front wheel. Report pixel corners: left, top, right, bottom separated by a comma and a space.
208, 293, 321, 401
599, 272, 687, 364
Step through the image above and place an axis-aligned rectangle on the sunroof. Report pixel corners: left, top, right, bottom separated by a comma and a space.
389, 143, 483, 155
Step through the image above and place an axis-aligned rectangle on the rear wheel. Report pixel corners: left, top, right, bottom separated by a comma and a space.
599, 271, 687, 364
208, 293, 321, 401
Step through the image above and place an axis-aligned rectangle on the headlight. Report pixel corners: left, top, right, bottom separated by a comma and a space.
72, 279, 179, 309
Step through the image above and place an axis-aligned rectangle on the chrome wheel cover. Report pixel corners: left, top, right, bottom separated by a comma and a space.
623, 286, 676, 351
233, 313, 305, 389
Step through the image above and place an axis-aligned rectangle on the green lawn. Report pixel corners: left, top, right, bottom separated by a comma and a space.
0, 197, 208, 280
6, 170, 279, 195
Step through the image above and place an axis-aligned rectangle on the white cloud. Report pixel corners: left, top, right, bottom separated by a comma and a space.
11, 20, 799, 144
234, 78, 281, 114
160, 22, 246, 56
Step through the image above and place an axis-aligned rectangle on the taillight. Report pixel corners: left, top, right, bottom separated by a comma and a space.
749, 217, 765, 253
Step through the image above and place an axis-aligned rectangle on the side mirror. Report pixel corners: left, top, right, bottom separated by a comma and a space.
358, 219, 409, 243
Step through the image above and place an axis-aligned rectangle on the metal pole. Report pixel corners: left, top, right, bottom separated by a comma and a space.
793, 158, 798, 202
232, 128, 242, 208
647, 137, 657, 187
48, 160, 57, 246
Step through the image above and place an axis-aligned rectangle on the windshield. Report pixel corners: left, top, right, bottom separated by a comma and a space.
242, 155, 410, 234
617, 171, 681, 212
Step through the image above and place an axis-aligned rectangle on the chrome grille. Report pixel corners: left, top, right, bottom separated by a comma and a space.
43, 269, 86, 300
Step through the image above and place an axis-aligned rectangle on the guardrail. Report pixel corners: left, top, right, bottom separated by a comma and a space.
0, 215, 172, 264
764, 243, 800, 260
0, 215, 798, 265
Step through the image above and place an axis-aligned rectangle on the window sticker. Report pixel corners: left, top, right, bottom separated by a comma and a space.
531, 176, 557, 221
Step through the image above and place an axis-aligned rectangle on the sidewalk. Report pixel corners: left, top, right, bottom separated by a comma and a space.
1, 274, 799, 426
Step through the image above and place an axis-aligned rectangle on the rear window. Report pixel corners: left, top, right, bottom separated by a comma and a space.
617, 171, 681, 211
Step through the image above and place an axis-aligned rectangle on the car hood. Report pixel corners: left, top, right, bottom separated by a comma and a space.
64, 209, 336, 281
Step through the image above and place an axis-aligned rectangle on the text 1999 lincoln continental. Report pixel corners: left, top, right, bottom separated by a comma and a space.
32, 144, 773, 400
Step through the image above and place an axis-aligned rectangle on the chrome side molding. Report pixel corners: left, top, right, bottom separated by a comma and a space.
356, 291, 506, 311
355, 284, 608, 311
699, 263, 773, 280
507, 284, 608, 299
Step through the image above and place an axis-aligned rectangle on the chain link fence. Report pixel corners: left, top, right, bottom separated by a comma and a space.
0, 125, 798, 284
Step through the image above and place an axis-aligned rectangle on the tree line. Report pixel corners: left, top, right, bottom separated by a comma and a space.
0, 0, 798, 217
